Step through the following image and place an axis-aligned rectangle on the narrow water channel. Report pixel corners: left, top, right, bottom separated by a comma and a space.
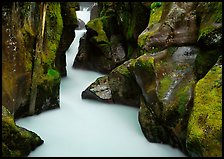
16, 3, 186, 157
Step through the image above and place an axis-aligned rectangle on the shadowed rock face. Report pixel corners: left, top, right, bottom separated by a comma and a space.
55, 2, 79, 77
2, 2, 63, 118
2, 106, 44, 157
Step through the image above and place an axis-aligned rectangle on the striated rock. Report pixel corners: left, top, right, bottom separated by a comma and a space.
2, 105, 44, 157
186, 58, 222, 157
56, 2, 79, 77
2, 2, 63, 118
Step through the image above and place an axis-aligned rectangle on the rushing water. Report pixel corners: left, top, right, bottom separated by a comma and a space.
16, 3, 186, 157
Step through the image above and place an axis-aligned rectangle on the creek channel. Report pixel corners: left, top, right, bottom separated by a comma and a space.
16, 2, 186, 157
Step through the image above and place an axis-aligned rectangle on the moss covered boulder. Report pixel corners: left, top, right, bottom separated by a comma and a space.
2, 105, 43, 157
186, 58, 222, 157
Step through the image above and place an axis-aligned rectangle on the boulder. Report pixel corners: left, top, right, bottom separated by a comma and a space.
2, 105, 43, 157
82, 59, 141, 107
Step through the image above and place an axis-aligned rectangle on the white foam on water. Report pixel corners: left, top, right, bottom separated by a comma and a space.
15, 4, 186, 157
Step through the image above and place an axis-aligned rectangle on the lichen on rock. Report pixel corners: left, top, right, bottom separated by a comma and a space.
186, 59, 222, 157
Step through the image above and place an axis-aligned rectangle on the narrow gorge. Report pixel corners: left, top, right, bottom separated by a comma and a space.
2, 2, 222, 157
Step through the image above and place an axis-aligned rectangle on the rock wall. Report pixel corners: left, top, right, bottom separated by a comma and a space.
2, 2, 78, 118
80, 2, 222, 157
2, 2, 79, 157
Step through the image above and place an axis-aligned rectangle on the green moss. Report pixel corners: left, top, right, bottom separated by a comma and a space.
137, 2, 163, 53
198, 26, 216, 41
127, 45, 134, 58
150, 2, 162, 10
158, 75, 173, 99
87, 17, 109, 44
47, 68, 60, 80
176, 85, 191, 117
138, 25, 160, 51
149, 2, 163, 27
113, 64, 130, 77
186, 64, 222, 157
19, 6, 36, 72
44, 2, 63, 68
99, 2, 114, 17
135, 55, 154, 69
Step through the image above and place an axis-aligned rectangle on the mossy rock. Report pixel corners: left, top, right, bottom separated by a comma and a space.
86, 17, 109, 44
197, 2, 222, 45
149, 2, 163, 27
108, 59, 141, 106
44, 2, 63, 68
2, 105, 44, 157
137, 2, 164, 53
186, 62, 222, 157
